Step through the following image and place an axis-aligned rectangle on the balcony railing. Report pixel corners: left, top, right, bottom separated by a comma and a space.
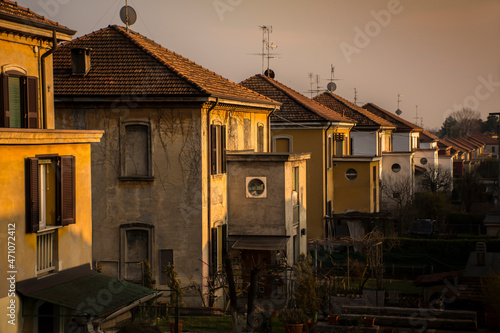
37, 229, 55, 274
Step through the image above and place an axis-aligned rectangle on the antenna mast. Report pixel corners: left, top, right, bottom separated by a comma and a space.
354, 88, 358, 105
258, 26, 278, 77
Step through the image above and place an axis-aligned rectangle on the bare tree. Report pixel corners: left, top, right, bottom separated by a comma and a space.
451, 107, 481, 137
381, 175, 415, 234
418, 164, 452, 193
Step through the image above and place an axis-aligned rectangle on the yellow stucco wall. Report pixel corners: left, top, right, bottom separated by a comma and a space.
0, 32, 55, 129
272, 127, 351, 240
0, 139, 95, 333
333, 160, 379, 213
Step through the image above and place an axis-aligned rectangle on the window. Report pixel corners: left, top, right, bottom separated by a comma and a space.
26, 155, 75, 233
211, 224, 227, 273
121, 123, 151, 179
120, 224, 153, 282
493, 146, 496, 153
391, 163, 401, 173
211, 124, 226, 175
420, 157, 428, 165
292, 167, 299, 223
345, 168, 357, 180
327, 135, 332, 168
334, 133, 344, 157
272, 135, 292, 153
257, 124, 264, 152
1, 71, 38, 128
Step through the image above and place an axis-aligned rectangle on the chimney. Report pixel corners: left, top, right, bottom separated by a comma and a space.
476, 242, 486, 267
71, 48, 91, 75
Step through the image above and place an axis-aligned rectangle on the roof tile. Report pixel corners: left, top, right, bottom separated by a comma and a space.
53, 25, 275, 104
240, 75, 355, 124
363, 102, 422, 132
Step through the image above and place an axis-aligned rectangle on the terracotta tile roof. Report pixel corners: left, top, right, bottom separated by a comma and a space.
362, 103, 422, 132
53, 25, 276, 105
0, 0, 74, 35
240, 75, 355, 124
445, 138, 474, 152
420, 130, 439, 142
313, 92, 394, 127
469, 133, 498, 145
441, 139, 465, 153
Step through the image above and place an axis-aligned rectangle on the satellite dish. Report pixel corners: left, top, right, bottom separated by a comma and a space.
395, 108, 403, 116
327, 82, 337, 92
120, 6, 137, 26
264, 69, 275, 79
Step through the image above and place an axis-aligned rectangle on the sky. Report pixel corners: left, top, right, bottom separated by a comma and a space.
19, 0, 500, 130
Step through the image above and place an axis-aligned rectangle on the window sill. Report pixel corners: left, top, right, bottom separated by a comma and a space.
37, 226, 62, 234
118, 176, 155, 182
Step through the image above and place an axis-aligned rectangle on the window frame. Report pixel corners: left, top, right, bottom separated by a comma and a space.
119, 223, 154, 281
211, 123, 227, 175
1, 69, 39, 129
272, 134, 293, 153
26, 154, 76, 233
119, 120, 154, 181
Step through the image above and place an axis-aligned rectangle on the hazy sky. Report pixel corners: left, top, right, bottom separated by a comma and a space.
20, 0, 500, 129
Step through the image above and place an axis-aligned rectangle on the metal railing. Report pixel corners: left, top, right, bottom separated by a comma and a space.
37, 229, 55, 274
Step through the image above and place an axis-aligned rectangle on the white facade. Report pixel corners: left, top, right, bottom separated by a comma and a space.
380, 152, 415, 207
414, 149, 439, 169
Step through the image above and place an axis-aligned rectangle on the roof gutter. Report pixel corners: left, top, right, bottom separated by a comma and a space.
40, 30, 57, 129
207, 97, 219, 289
324, 121, 332, 235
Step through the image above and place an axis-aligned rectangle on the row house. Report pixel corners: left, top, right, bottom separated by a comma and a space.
0, 2, 160, 333
469, 133, 499, 159
240, 75, 358, 239
53, 26, 309, 306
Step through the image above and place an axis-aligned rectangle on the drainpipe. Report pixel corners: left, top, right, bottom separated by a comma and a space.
206, 98, 219, 288
267, 106, 277, 152
324, 121, 332, 237
40, 30, 58, 129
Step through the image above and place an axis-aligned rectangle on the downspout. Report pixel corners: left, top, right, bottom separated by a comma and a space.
324, 121, 332, 237
40, 30, 57, 129
206, 98, 219, 291
267, 106, 277, 152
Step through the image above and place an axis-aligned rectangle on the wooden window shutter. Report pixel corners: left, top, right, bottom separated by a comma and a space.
26, 76, 38, 129
1, 74, 9, 128
59, 155, 75, 225
211, 227, 218, 273
26, 157, 39, 233
222, 224, 227, 256
210, 124, 217, 175
221, 125, 227, 174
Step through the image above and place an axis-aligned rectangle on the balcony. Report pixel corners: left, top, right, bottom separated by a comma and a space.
37, 229, 56, 274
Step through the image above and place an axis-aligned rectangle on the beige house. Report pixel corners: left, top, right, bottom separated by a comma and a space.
53, 25, 310, 306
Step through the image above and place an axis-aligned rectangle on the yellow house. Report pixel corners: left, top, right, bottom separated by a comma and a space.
0, 3, 162, 332
53, 26, 288, 306
240, 75, 356, 240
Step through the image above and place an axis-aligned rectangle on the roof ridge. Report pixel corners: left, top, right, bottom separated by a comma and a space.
317, 91, 394, 127
256, 75, 354, 123
363, 102, 422, 131
110, 25, 209, 95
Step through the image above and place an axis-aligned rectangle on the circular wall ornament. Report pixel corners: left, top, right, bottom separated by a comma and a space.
345, 168, 358, 181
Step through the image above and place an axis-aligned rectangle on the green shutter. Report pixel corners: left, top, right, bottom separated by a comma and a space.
8, 76, 22, 128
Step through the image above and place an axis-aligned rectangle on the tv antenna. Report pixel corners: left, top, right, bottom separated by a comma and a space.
353, 88, 364, 106
250, 26, 280, 77
326, 64, 341, 93
414, 105, 423, 126
396, 94, 403, 116
120, 0, 137, 31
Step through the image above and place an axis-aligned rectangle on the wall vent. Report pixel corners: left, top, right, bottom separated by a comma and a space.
246, 177, 267, 199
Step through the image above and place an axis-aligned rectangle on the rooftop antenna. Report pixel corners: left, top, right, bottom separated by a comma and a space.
354, 88, 358, 105
254, 26, 279, 78
326, 64, 341, 93
308, 73, 314, 98
396, 94, 403, 116
120, 0, 137, 32
414, 105, 420, 125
